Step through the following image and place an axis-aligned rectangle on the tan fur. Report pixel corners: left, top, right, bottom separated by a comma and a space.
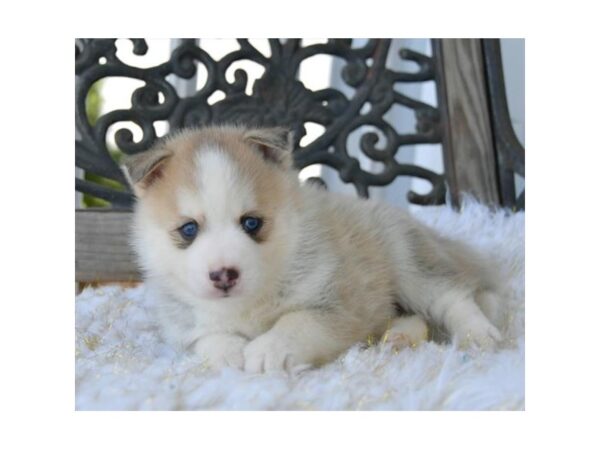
126, 125, 506, 373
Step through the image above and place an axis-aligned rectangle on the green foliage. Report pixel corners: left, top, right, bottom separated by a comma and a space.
85, 81, 103, 126
82, 81, 127, 208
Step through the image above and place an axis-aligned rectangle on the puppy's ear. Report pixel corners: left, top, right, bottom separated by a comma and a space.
243, 127, 294, 169
121, 146, 173, 197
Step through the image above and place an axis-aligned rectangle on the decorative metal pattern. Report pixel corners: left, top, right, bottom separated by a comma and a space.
76, 39, 445, 208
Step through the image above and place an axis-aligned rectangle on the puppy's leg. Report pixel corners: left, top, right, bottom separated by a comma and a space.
429, 288, 501, 349
391, 222, 504, 349
193, 333, 248, 370
475, 288, 508, 333
244, 310, 348, 373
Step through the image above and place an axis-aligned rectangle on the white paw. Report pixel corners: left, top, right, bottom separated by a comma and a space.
454, 320, 502, 350
193, 334, 248, 370
386, 315, 429, 350
243, 332, 309, 373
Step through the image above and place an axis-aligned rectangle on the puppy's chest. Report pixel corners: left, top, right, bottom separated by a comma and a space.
194, 296, 287, 339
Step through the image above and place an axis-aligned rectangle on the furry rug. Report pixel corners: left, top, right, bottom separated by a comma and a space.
75, 200, 524, 410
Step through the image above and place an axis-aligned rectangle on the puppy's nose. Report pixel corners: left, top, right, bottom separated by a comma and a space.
209, 267, 240, 291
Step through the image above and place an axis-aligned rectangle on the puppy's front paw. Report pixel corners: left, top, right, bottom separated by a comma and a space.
193, 334, 248, 370
243, 332, 309, 373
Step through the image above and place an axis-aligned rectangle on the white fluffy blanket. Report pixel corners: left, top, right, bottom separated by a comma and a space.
75, 201, 524, 410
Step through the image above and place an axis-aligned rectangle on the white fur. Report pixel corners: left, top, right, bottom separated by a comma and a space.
194, 150, 255, 217
176, 150, 260, 300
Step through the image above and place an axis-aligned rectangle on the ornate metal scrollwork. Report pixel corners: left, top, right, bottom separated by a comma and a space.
76, 38, 447, 208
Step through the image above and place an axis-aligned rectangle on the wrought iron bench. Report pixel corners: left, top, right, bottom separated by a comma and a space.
75, 38, 524, 285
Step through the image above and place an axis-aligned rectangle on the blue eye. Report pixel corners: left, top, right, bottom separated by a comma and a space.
179, 221, 198, 240
241, 216, 263, 234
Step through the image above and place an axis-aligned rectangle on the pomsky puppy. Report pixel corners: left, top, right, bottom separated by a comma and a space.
124, 126, 505, 373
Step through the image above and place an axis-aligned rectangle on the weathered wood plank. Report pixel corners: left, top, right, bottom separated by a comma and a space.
75, 210, 141, 282
433, 39, 500, 207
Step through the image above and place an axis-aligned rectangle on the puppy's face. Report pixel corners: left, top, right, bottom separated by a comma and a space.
127, 127, 297, 304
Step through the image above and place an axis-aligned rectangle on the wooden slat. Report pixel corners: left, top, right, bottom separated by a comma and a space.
433, 39, 500, 207
75, 209, 141, 282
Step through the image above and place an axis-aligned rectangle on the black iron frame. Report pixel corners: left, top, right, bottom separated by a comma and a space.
75, 38, 524, 210
482, 40, 525, 210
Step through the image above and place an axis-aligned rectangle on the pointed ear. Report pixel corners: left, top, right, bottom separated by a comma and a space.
243, 127, 294, 169
121, 146, 173, 197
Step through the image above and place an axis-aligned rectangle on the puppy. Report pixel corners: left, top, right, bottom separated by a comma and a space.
124, 125, 505, 373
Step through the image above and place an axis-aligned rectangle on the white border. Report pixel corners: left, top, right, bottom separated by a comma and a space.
3, 0, 600, 448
